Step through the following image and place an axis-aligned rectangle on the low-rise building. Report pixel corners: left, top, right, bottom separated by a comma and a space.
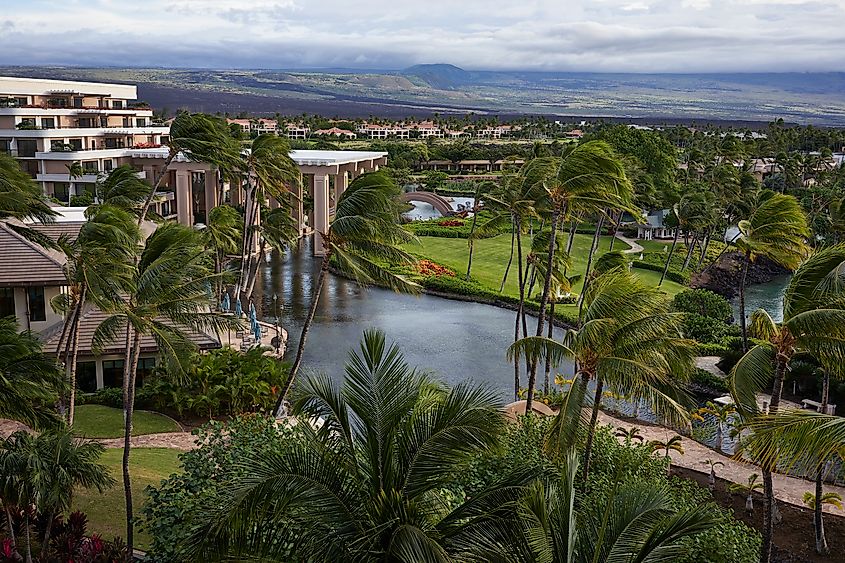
313, 127, 357, 138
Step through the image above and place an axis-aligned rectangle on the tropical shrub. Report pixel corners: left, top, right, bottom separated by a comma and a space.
672, 289, 733, 321
690, 367, 729, 393
136, 348, 289, 419
78, 387, 123, 408
142, 415, 302, 562
416, 259, 455, 277
682, 313, 735, 343
1, 510, 127, 562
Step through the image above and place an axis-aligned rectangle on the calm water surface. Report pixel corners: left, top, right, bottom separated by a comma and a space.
252, 238, 565, 398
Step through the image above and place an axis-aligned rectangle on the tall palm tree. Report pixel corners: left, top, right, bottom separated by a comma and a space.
452, 451, 716, 563
0, 317, 64, 429
730, 244, 845, 563
273, 172, 418, 412
183, 329, 528, 561
0, 153, 57, 243
472, 166, 544, 398
137, 112, 242, 223
64, 161, 84, 203
51, 205, 139, 425
242, 205, 299, 299
234, 134, 301, 301
93, 222, 239, 556
521, 142, 632, 411
92, 164, 153, 213
202, 204, 243, 303
733, 190, 810, 351
0, 428, 113, 562
509, 269, 695, 482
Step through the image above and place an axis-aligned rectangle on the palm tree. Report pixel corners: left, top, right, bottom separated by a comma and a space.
93, 222, 239, 556
182, 329, 527, 561
92, 164, 153, 212
615, 426, 644, 445
649, 434, 684, 475
733, 190, 810, 351
464, 180, 492, 281
703, 458, 725, 491
452, 451, 717, 563
803, 490, 842, 554
509, 269, 695, 482
138, 112, 242, 223
730, 473, 763, 515
0, 428, 113, 562
730, 244, 845, 563
519, 142, 632, 411
698, 401, 736, 453
0, 153, 57, 243
273, 172, 418, 413
242, 205, 299, 299
234, 134, 301, 301
0, 317, 64, 429
64, 161, 84, 202
202, 204, 243, 303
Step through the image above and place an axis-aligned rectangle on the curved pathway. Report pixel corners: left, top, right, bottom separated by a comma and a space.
614, 233, 644, 255
598, 410, 845, 514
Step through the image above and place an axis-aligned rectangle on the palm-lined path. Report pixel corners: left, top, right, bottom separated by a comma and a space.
7, 407, 840, 513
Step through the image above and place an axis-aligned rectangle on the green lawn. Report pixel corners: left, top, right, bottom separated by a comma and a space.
404, 233, 685, 306
72, 448, 182, 550
74, 405, 181, 439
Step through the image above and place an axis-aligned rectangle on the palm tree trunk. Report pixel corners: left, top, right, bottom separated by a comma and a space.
814, 370, 830, 555
5, 504, 15, 548
24, 513, 32, 563
544, 301, 555, 393
739, 251, 751, 352
245, 237, 266, 299
274, 250, 331, 415
682, 234, 698, 271
761, 354, 788, 563
607, 210, 621, 251
514, 217, 527, 401
658, 227, 681, 287
138, 151, 177, 224
582, 375, 604, 483
528, 206, 561, 413
41, 510, 54, 555
122, 327, 141, 561
696, 231, 712, 270
577, 215, 605, 319
236, 186, 256, 298
500, 223, 515, 292
465, 198, 481, 281
67, 287, 86, 426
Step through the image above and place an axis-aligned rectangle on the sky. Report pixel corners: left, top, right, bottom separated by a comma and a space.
2, 0, 845, 73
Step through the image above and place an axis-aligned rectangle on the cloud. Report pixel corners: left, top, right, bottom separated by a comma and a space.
1, 0, 844, 72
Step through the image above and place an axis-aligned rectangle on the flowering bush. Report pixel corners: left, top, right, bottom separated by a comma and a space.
438, 219, 465, 227
417, 259, 455, 277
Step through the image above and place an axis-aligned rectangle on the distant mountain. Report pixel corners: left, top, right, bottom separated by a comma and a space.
401, 64, 473, 89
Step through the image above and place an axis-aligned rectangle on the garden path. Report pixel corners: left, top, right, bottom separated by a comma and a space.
598, 410, 845, 514
614, 233, 644, 255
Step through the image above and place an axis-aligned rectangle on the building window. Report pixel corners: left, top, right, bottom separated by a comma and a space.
53, 183, 70, 203
82, 161, 98, 173
27, 287, 45, 322
41, 117, 55, 129
76, 362, 97, 393
136, 358, 156, 387
135, 118, 146, 127
103, 159, 113, 172
0, 288, 14, 318
73, 97, 83, 108
112, 100, 123, 109
69, 139, 83, 151
102, 360, 125, 388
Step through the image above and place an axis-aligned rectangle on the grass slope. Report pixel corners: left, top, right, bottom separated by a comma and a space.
72, 448, 182, 550
404, 232, 685, 303
74, 405, 181, 439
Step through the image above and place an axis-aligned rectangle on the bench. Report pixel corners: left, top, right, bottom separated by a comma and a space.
802, 399, 837, 415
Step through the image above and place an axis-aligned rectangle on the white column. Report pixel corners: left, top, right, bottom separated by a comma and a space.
292, 176, 305, 234
175, 170, 193, 225
204, 170, 218, 222
312, 173, 330, 256
334, 169, 349, 201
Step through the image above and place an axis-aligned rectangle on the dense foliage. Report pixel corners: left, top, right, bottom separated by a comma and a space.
137, 347, 289, 420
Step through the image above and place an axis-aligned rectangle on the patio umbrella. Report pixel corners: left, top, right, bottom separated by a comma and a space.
221, 292, 230, 313
249, 302, 258, 326
235, 296, 242, 317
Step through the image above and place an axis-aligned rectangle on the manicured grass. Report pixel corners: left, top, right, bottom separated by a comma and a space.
403, 232, 686, 304
74, 405, 181, 439
636, 238, 678, 253
73, 448, 182, 550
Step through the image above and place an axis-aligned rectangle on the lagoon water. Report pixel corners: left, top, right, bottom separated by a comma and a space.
253, 238, 569, 399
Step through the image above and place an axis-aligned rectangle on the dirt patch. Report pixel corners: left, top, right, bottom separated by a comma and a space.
673, 466, 845, 563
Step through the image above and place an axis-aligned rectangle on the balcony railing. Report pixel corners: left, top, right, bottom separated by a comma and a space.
6, 123, 168, 130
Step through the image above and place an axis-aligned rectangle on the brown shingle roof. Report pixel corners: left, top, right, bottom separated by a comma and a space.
43, 307, 221, 357
0, 224, 67, 286
30, 222, 85, 242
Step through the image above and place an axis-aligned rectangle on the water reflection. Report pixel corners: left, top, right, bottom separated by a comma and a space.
252, 238, 568, 398
403, 197, 475, 221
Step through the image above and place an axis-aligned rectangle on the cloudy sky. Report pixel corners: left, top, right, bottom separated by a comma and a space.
2, 0, 844, 72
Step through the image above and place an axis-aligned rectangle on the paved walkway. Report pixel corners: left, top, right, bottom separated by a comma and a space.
598, 411, 845, 514
614, 234, 644, 255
